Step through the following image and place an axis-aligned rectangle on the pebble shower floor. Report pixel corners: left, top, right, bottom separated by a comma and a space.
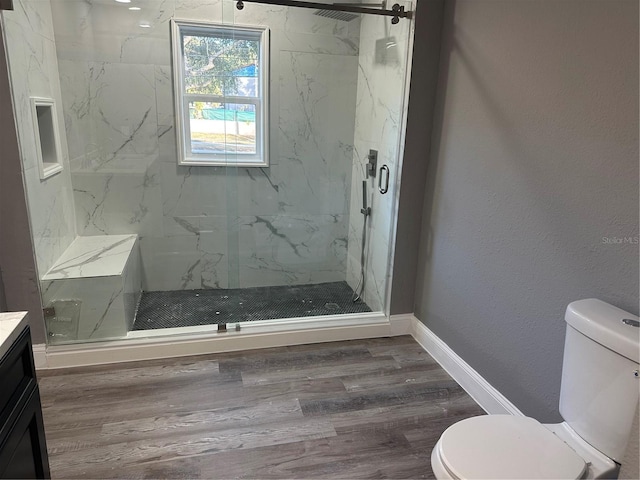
133, 281, 372, 330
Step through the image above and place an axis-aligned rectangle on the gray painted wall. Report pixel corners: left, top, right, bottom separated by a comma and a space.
390, 0, 444, 315
0, 268, 7, 311
414, 0, 639, 422
620, 405, 639, 479
0, 23, 46, 343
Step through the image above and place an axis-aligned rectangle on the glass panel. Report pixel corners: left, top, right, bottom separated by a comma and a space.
182, 34, 260, 97
189, 101, 257, 155
176, 23, 265, 166
1, 0, 415, 346
221, 1, 242, 303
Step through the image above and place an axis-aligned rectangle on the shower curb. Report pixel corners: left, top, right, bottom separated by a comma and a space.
34, 314, 397, 370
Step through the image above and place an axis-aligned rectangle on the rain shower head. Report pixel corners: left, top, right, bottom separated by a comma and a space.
313, 2, 386, 22
313, 9, 359, 22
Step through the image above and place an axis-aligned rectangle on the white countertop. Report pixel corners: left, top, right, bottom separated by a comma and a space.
0, 312, 29, 360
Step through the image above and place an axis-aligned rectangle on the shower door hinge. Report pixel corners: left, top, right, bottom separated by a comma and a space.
0, 0, 14, 10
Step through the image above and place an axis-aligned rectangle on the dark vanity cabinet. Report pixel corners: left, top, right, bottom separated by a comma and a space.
0, 326, 50, 479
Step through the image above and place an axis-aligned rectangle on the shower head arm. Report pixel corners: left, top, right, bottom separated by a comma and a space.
334, 2, 386, 7
235, 0, 412, 22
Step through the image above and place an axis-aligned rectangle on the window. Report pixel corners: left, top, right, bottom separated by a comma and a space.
171, 20, 269, 167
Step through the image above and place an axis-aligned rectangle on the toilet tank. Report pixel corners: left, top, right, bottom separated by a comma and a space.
559, 299, 639, 462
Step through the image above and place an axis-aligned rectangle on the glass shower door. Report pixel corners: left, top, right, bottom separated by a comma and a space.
2, 0, 415, 347
219, 0, 376, 324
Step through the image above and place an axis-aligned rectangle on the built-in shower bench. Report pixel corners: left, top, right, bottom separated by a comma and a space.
41, 235, 141, 343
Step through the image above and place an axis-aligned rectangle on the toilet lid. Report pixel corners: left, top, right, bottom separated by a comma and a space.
438, 415, 587, 480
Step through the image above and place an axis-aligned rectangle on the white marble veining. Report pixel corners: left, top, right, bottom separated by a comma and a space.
43, 234, 138, 280
17, 0, 413, 311
0, 312, 29, 361
50, 0, 365, 292
41, 235, 142, 342
277, 51, 356, 216
42, 276, 129, 341
154, 65, 174, 128
160, 163, 229, 218
122, 244, 142, 331
2, 0, 77, 279
73, 158, 163, 237
50, 0, 173, 66
346, 4, 413, 311
140, 223, 229, 291
23, 165, 77, 279
3, 0, 413, 349
60, 60, 159, 171
237, 214, 348, 288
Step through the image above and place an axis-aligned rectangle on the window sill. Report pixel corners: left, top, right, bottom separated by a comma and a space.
40, 163, 63, 180
179, 158, 268, 168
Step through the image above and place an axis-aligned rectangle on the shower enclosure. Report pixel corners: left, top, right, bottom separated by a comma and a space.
1, 0, 414, 346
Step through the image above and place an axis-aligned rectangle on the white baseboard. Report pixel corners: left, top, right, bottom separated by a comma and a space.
32, 343, 47, 369
409, 316, 523, 416
33, 310, 522, 417
389, 313, 414, 335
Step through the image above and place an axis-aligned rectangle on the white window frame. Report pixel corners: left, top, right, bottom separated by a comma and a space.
171, 20, 270, 167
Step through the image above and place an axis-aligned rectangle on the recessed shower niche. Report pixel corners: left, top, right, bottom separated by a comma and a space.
30, 97, 63, 180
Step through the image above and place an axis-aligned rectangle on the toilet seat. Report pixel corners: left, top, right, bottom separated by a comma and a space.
433, 415, 587, 480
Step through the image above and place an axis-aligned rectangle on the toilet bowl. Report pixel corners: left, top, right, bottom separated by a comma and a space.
430, 416, 617, 479
430, 299, 639, 480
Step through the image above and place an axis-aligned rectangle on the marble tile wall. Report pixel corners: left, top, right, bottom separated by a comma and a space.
42, 276, 132, 342
51, 0, 360, 292
346, 4, 414, 312
1, 0, 77, 279
41, 235, 141, 342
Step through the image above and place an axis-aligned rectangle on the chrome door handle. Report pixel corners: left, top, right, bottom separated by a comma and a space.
379, 165, 389, 194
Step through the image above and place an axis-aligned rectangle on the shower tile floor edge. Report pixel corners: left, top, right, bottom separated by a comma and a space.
133, 281, 372, 330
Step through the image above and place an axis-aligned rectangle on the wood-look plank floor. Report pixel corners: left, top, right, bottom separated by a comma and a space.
38, 336, 485, 479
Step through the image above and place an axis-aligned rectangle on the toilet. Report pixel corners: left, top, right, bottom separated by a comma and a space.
431, 299, 639, 480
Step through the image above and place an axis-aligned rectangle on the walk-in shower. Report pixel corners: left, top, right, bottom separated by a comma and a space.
1, 0, 415, 346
